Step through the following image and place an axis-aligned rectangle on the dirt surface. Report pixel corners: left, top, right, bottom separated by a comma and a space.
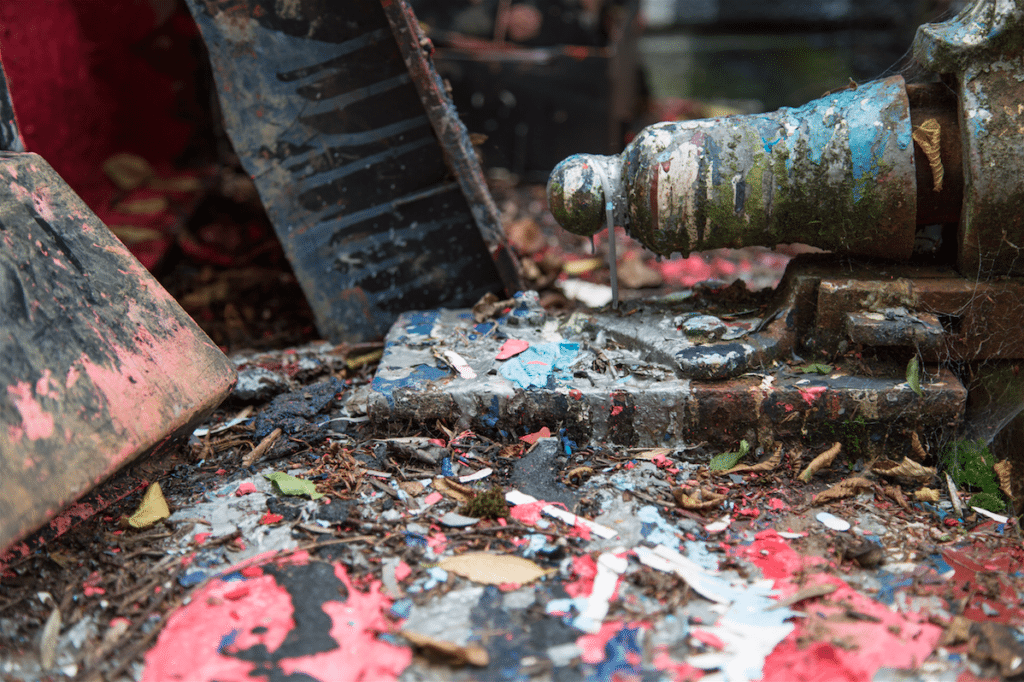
2, 183, 1023, 682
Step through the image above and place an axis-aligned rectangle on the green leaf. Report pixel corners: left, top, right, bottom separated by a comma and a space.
906, 356, 922, 397
264, 471, 324, 500
802, 363, 832, 375
709, 440, 750, 471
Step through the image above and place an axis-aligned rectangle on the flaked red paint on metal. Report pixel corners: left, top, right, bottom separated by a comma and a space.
0, 153, 236, 553
550, 76, 917, 260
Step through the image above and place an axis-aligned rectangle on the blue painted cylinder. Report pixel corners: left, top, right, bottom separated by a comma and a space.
549, 75, 917, 260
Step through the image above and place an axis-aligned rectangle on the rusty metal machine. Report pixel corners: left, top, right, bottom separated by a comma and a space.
538, 0, 1024, 477
366, 0, 1024, 506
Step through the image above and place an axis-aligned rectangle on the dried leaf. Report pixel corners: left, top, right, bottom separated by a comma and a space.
720, 443, 783, 475
871, 457, 936, 484
434, 477, 475, 505
909, 431, 928, 462
798, 442, 842, 483
562, 257, 603, 276
243, 428, 281, 467
113, 196, 169, 215
882, 485, 911, 510
617, 252, 663, 289
765, 583, 837, 611
128, 482, 170, 529
993, 460, 1015, 500
914, 487, 940, 502
632, 448, 674, 460
709, 440, 749, 471
471, 292, 515, 323
109, 225, 165, 244
401, 631, 489, 667
39, 596, 60, 670
103, 153, 154, 190
906, 356, 922, 397
814, 476, 874, 504
672, 487, 727, 511
438, 552, 550, 586
264, 472, 324, 500
912, 118, 944, 192
148, 175, 202, 192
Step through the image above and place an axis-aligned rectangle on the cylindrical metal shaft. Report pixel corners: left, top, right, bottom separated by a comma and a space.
548, 76, 922, 260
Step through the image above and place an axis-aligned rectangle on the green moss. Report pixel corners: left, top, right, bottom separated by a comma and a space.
942, 439, 1006, 513
463, 485, 510, 519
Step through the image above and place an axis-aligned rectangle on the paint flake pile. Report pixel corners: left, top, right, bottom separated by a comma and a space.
2, 337, 1024, 682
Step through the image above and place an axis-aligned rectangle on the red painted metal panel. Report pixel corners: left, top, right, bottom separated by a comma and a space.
0, 153, 236, 553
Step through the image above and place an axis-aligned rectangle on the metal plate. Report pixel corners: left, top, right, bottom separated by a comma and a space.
0, 153, 236, 553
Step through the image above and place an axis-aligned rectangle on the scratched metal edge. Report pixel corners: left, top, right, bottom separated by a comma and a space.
0, 153, 237, 554
184, 0, 516, 343
381, 0, 523, 294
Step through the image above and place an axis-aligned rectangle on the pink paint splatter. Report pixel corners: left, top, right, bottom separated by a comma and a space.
520, 427, 551, 444
143, 553, 411, 682
259, 513, 284, 525
394, 561, 411, 582
422, 491, 443, 507
576, 621, 624, 664
691, 629, 725, 650
235, 482, 257, 496
797, 385, 827, 406
6, 380, 55, 442
509, 500, 547, 526
194, 533, 212, 545
564, 554, 597, 598
767, 498, 788, 510
733, 531, 942, 682
496, 339, 530, 360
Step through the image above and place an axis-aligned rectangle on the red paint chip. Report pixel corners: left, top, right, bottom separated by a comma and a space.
236, 482, 257, 496
143, 552, 411, 681
259, 513, 284, 525
520, 427, 551, 444
496, 339, 529, 360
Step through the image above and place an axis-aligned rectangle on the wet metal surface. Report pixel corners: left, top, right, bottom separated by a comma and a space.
368, 288, 965, 453
548, 76, 916, 259
184, 0, 518, 343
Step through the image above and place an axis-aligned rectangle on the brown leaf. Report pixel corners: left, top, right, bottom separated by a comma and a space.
871, 457, 936, 484
814, 476, 874, 504
672, 487, 726, 511
798, 442, 842, 483
109, 225, 165, 244
909, 431, 928, 462
912, 118, 944, 192
914, 487, 940, 503
103, 153, 155, 190
993, 460, 1016, 500
401, 630, 489, 667
881, 485, 911, 511
438, 552, 550, 586
720, 443, 783, 475
113, 196, 169, 215
616, 252, 663, 289
471, 292, 515, 323
434, 477, 475, 505
506, 217, 547, 254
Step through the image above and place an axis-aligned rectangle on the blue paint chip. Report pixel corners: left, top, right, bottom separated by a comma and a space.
874, 571, 914, 604
404, 532, 428, 548
390, 598, 413, 619
217, 629, 239, 654
441, 457, 454, 476
178, 570, 208, 587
